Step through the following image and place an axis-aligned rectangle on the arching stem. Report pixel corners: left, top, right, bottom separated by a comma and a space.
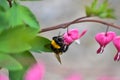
40, 18, 120, 33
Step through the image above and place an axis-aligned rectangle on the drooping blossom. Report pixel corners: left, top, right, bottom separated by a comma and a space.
65, 74, 83, 80
113, 36, 120, 61
24, 62, 45, 80
0, 73, 9, 80
95, 31, 116, 54
63, 29, 87, 45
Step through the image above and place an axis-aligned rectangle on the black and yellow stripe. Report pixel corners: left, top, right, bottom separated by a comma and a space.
51, 40, 60, 49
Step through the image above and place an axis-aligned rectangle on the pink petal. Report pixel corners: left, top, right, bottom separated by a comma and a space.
63, 34, 74, 45
79, 29, 87, 38
113, 36, 120, 51
0, 74, 9, 80
97, 46, 104, 54
65, 74, 83, 80
95, 31, 116, 46
63, 29, 87, 45
24, 62, 45, 80
114, 52, 120, 61
95, 32, 105, 46
104, 31, 116, 45
68, 29, 79, 40
95, 31, 116, 54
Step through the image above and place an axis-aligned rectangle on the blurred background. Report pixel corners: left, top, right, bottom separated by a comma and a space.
4, 0, 120, 80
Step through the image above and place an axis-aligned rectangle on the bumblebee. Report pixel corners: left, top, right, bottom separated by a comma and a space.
51, 36, 69, 64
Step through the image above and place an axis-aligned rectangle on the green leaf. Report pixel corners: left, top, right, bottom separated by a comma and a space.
6, 2, 40, 29
0, 0, 9, 11
9, 51, 36, 80
30, 36, 53, 53
85, 0, 115, 19
11, 51, 36, 66
85, 6, 92, 17
98, 0, 108, 13
6, 3, 23, 27
91, 0, 97, 10
0, 0, 9, 33
0, 13, 9, 33
0, 5, 5, 12
0, 1, 40, 34
0, 25, 38, 53
99, 12, 108, 18
18, 3, 40, 29
0, 53, 22, 70
9, 66, 28, 80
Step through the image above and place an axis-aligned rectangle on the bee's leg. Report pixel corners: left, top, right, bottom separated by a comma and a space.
63, 45, 69, 52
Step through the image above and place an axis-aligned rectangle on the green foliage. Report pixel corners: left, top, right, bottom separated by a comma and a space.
0, 25, 38, 53
9, 51, 36, 80
6, 2, 40, 29
85, 0, 115, 19
0, 0, 10, 33
0, 1, 40, 33
0, 0, 118, 80
9, 66, 28, 80
0, 13, 9, 33
0, 0, 9, 11
0, 51, 35, 71
0, 0, 52, 72
30, 36, 53, 52
0, 53, 22, 70
11, 51, 36, 67
0, 1, 42, 53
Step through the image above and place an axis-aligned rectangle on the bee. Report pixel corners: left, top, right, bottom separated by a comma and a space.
51, 35, 69, 64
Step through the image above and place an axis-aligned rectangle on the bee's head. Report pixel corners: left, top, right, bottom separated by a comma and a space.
52, 36, 64, 46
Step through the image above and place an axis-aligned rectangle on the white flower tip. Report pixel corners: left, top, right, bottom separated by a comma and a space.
75, 39, 80, 45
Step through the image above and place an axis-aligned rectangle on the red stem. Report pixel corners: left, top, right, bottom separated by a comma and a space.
40, 17, 120, 33
105, 26, 109, 36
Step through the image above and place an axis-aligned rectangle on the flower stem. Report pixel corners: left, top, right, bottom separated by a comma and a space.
40, 17, 120, 33
105, 26, 109, 36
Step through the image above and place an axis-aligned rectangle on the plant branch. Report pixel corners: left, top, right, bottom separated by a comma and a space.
7, 0, 12, 8
39, 16, 88, 33
76, 19, 120, 29
40, 17, 120, 33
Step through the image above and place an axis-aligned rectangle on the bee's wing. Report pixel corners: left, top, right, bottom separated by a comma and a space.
54, 53, 62, 64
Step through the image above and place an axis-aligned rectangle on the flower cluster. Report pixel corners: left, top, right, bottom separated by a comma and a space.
62, 28, 120, 61
95, 31, 120, 61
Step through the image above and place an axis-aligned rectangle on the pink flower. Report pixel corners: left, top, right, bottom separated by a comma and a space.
65, 74, 83, 80
24, 62, 45, 80
113, 36, 120, 61
95, 31, 116, 54
63, 29, 87, 45
0, 74, 9, 80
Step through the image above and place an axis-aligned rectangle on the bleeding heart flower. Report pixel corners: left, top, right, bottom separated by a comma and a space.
95, 31, 116, 54
113, 36, 120, 61
0, 74, 9, 80
63, 29, 87, 45
24, 62, 45, 80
